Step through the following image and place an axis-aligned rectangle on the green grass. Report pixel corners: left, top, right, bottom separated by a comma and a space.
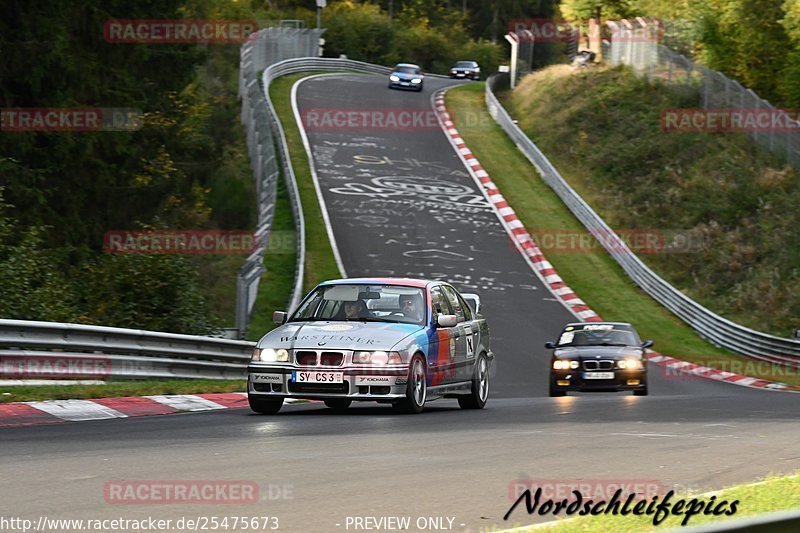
268, 72, 342, 294
445, 82, 800, 387
0, 380, 245, 403
503, 473, 800, 532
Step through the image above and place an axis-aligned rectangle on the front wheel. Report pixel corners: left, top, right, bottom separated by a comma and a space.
248, 396, 283, 414
459, 355, 489, 409
393, 355, 427, 414
633, 383, 649, 396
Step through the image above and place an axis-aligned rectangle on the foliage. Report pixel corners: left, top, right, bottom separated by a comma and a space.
0, 0, 255, 333
320, 1, 504, 74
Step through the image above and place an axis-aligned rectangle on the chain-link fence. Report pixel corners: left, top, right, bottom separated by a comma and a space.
235, 26, 325, 339
606, 18, 800, 169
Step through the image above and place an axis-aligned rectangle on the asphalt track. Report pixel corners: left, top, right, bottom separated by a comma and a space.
1, 74, 798, 533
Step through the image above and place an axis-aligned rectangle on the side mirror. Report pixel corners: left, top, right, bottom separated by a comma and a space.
642, 340, 654, 349
272, 311, 287, 325
544, 341, 556, 349
437, 314, 458, 328
462, 293, 481, 314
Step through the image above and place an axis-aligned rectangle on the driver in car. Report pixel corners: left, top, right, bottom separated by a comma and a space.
343, 300, 368, 320
398, 294, 424, 322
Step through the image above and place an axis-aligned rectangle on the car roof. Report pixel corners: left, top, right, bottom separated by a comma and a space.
318, 277, 437, 289
394, 63, 421, 69
454, 60, 478, 64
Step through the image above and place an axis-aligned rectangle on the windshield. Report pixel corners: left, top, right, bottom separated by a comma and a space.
394, 66, 420, 74
557, 325, 640, 347
455, 61, 476, 68
291, 284, 427, 325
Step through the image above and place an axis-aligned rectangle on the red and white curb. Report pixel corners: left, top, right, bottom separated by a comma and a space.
0, 394, 306, 428
433, 89, 800, 394
433, 92, 600, 323
646, 353, 800, 392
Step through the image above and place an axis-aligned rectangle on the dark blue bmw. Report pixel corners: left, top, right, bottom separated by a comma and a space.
388, 63, 424, 92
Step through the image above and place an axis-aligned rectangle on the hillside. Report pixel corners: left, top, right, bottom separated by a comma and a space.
504, 65, 799, 337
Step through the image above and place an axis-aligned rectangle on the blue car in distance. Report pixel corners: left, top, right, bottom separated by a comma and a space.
388, 63, 424, 92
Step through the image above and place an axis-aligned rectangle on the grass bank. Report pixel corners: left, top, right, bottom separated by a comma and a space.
505, 65, 799, 339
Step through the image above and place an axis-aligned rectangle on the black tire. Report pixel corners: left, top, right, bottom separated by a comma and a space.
248, 395, 283, 414
549, 383, 566, 397
324, 398, 352, 410
458, 354, 489, 409
633, 384, 649, 396
393, 355, 427, 414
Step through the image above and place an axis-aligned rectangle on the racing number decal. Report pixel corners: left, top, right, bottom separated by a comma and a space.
463, 325, 475, 359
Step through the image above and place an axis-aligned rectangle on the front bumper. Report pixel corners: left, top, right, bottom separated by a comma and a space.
389, 80, 422, 90
550, 369, 647, 392
248, 364, 410, 401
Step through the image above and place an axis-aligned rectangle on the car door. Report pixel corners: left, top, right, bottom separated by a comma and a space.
440, 285, 471, 383
428, 285, 458, 386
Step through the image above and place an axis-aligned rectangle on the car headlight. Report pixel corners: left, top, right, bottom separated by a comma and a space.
450, 69, 457, 73
353, 351, 402, 365
411, 78, 422, 84
617, 359, 642, 369
252, 348, 289, 362
390, 75, 400, 82
553, 359, 576, 370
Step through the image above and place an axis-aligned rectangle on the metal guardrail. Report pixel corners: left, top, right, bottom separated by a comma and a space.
236, 27, 325, 339
485, 73, 800, 360
0, 319, 254, 380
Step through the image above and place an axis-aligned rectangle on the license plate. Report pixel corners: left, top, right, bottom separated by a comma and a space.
456, 73, 465, 77
401, 82, 410, 85
292, 371, 343, 383
583, 372, 614, 380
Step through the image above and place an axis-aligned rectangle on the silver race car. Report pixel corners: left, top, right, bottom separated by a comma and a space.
248, 278, 493, 414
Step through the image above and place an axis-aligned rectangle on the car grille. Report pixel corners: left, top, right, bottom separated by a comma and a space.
288, 382, 349, 394
320, 352, 344, 366
583, 360, 615, 371
294, 350, 345, 366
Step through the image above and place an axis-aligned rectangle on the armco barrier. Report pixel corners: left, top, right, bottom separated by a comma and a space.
485, 72, 800, 360
0, 319, 254, 380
